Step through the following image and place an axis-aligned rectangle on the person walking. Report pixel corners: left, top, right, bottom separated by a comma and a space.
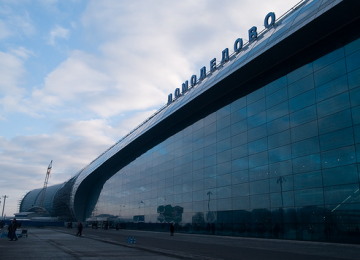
8, 219, 18, 241
76, 222, 83, 237
170, 223, 174, 236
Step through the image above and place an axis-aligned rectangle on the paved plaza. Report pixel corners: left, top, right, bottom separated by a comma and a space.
1, 227, 360, 260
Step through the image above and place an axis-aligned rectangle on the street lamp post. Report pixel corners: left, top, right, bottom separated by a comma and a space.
2, 195, 9, 219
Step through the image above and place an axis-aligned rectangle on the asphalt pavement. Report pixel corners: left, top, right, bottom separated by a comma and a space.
1, 227, 360, 260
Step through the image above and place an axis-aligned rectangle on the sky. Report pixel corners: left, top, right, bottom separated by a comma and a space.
0, 0, 301, 217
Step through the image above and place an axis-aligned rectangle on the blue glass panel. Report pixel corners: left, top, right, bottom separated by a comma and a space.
193, 128, 204, 141
313, 48, 344, 71
294, 171, 323, 190
348, 68, 360, 90
355, 125, 360, 144
345, 38, 360, 56
231, 131, 247, 148
290, 105, 317, 128
204, 166, 216, 178
319, 127, 354, 151
217, 186, 232, 199
269, 160, 292, 178
287, 63, 313, 85
346, 50, 360, 72
317, 92, 350, 118
289, 89, 315, 113
267, 115, 289, 135
247, 87, 265, 104
295, 188, 324, 207
315, 75, 348, 102
232, 170, 249, 184
204, 177, 216, 190
250, 179, 269, 195
292, 137, 319, 158
265, 76, 287, 95
352, 106, 360, 125
269, 145, 291, 163
247, 98, 266, 117
183, 125, 193, 136
204, 143, 216, 157
193, 148, 204, 161
350, 87, 360, 107
291, 120, 318, 143
204, 154, 216, 168
270, 175, 293, 192
182, 153, 192, 164
321, 145, 356, 169
231, 119, 248, 136
217, 138, 231, 153
192, 169, 204, 181
324, 184, 360, 205
250, 194, 270, 209
217, 174, 231, 187
247, 111, 266, 129
192, 190, 204, 202
249, 151, 268, 168
318, 109, 352, 135
217, 161, 232, 175
268, 130, 290, 149
266, 87, 288, 108
248, 124, 267, 142
248, 138, 268, 155
217, 150, 231, 164
183, 134, 193, 146
314, 58, 346, 87
193, 119, 204, 132
231, 107, 247, 124
204, 132, 216, 146
182, 192, 192, 202
232, 183, 249, 197
232, 196, 250, 210
270, 191, 294, 208
288, 74, 315, 99
193, 158, 203, 171
217, 115, 230, 131
217, 126, 231, 142
231, 144, 248, 160
217, 198, 233, 211
293, 153, 321, 174
249, 165, 269, 181
217, 104, 231, 119
231, 97, 246, 112
322, 164, 358, 187
183, 163, 192, 174
267, 101, 289, 122
204, 112, 216, 126
232, 157, 249, 171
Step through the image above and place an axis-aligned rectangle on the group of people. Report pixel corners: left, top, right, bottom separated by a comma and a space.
8, 218, 19, 241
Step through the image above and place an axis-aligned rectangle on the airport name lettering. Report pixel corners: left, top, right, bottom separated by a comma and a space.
167, 12, 276, 104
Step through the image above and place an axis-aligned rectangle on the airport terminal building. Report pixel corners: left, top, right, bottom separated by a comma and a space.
20, 0, 360, 243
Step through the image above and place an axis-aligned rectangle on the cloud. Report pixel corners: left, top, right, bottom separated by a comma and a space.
47, 25, 70, 45
0, 19, 11, 39
0, 5, 35, 39
0, 51, 26, 96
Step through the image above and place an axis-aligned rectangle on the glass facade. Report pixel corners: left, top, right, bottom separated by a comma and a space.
91, 37, 360, 242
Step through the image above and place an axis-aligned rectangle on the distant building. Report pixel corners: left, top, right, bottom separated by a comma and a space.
20, 0, 360, 243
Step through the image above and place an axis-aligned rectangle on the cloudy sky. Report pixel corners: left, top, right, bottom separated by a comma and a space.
0, 0, 300, 217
